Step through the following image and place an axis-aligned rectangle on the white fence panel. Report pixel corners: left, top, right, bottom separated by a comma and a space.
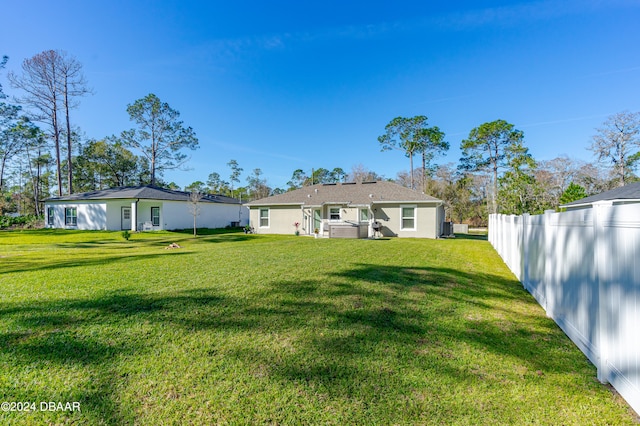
523, 213, 547, 307
597, 203, 640, 412
489, 204, 640, 415
549, 209, 599, 365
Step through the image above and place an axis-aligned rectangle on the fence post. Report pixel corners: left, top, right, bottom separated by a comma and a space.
509, 215, 515, 270
593, 201, 612, 384
521, 213, 530, 287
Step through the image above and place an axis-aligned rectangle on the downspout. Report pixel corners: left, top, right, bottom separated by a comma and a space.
369, 203, 374, 238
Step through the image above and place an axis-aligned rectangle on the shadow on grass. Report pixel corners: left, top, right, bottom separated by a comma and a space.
0, 263, 621, 423
0, 229, 82, 236
170, 227, 254, 239
452, 233, 488, 241
171, 227, 245, 235
0, 250, 191, 275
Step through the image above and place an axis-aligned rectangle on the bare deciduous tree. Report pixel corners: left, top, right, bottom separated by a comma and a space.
536, 156, 586, 207
9, 50, 90, 195
246, 168, 270, 200
59, 54, 90, 194
188, 189, 202, 237
348, 163, 382, 183
590, 111, 640, 187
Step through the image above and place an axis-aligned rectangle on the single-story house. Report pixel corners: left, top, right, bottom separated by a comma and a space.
44, 185, 249, 231
245, 181, 445, 239
561, 181, 640, 211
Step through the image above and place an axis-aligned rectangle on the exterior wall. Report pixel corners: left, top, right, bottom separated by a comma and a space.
137, 201, 164, 230
160, 201, 248, 230
250, 205, 304, 235
45, 199, 248, 231
45, 201, 107, 230
490, 204, 640, 415
436, 204, 445, 236
105, 200, 135, 230
324, 205, 359, 223
374, 203, 440, 239
250, 205, 374, 236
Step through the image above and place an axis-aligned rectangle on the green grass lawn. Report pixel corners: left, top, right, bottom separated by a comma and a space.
0, 229, 637, 425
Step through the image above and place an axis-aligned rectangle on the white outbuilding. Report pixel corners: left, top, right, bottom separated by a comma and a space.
44, 185, 248, 231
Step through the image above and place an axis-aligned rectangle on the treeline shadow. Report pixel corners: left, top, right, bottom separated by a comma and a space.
0, 262, 609, 423
0, 250, 191, 275
453, 233, 488, 241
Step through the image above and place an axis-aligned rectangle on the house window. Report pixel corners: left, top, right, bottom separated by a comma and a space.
47, 207, 54, 225
360, 208, 369, 222
401, 206, 416, 230
313, 209, 321, 232
329, 207, 341, 221
259, 208, 269, 228
65, 207, 77, 226
151, 207, 160, 226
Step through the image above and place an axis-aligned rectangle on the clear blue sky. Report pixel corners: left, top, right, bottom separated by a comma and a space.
2, 0, 640, 190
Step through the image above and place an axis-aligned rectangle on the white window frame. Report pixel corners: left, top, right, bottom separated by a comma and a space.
329, 207, 341, 221
151, 206, 160, 226
360, 208, 369, 222
400, 205, 416, 231
65, 207, 77, 226
259, 208, 270, 228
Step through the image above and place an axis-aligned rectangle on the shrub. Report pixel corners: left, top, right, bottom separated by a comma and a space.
0, 214, 42, 230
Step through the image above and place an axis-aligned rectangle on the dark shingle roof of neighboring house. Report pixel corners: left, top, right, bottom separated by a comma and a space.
45, 185, 241, 204
561, 181, 640, 208
245, 181, 443, 206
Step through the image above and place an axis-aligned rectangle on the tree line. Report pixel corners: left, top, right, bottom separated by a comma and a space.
2, 50, 639, 226
377, 113, 640, 225
1, 51, 199, 216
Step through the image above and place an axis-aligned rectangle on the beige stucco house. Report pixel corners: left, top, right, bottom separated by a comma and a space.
245, 181, 445, 239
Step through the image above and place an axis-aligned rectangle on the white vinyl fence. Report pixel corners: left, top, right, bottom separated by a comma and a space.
489, 202, 640, 415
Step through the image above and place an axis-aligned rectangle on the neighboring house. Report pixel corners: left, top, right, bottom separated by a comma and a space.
245, 181, 445, 239
561, 181, 640, 210
44, 185, 248, 231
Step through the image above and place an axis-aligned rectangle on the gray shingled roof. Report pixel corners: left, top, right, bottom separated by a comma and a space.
562, 181, 640, 207
245, 181, 442, 206
45, 186, 241, 204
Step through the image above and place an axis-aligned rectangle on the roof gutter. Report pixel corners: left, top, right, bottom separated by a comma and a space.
559, 198, 640, 209
245, 202, 305, 207
373, 200, 444, 205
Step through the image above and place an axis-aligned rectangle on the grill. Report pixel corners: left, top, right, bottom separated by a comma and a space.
372, 221, 382, 238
